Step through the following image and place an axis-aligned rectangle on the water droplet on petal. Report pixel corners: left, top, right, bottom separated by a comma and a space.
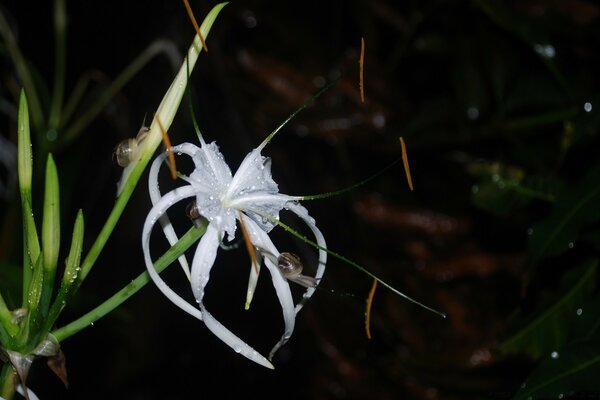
234, 346, 242, 353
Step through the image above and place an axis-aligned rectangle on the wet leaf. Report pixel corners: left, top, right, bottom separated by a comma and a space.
40, 154, 60, 314
500, 260, 597, 358
513, 341, 600, 400
527, 166, 600, 273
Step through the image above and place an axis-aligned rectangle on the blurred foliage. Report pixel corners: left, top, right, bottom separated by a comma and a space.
1, 0, 600, 399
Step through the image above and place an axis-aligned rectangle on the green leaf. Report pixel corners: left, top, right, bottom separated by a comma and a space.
500, 261, 597, 358
527, 167, 600, 273
43, 210, 84, 332
42, 154, 61, 275
17, 90, 32, 193
17, 90, 41, 305
513, 341, 600, 400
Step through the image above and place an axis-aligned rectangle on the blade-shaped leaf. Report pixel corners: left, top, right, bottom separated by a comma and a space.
40, 154, 60, 314
527, 167, 600, 276
17, 90, 40, 306
500, 260, 597, 358
513, 341, 600, 400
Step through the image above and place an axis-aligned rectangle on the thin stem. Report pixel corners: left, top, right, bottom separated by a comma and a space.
61, 39, 181, 145
255, 209, 446, 318
48, 0, 67, 130
53, 223, 206, 342
0, 10, 44, 131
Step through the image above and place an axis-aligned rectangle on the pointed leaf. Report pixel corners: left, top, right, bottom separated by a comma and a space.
513, 341, 600, 400
528, 167, 600, 275
500, 261, 597, 357
40, 154, 60, 314
17, 90, 40, 305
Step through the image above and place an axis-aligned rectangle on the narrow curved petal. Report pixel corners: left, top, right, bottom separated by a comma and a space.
190, 221, 275, 368
228, 193, 295, 233
149, 152, 191, 279
142, 185, 204, 321
242, 215, 295, 360
189, 224, 221, 303
286, 202, 327, 314
200, 307, 274, 369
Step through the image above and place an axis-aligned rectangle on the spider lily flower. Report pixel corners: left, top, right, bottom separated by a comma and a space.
142, 133, 327, 369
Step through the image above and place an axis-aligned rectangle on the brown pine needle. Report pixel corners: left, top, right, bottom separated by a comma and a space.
183, 0, 208, 52
155, 115, 177, 180
399, 136, 414, 191
359, 37, 365, 103
365, 278, 378, 339
238, 211, 260, 274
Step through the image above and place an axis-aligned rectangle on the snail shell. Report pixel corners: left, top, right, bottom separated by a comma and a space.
185, 200, 204, 228
112, 126, 150, 167
277, 252, 303, 279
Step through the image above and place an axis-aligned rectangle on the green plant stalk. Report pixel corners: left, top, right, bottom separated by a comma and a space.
0, 11, 44, 131
60, 39, 181, 145
17, 90, 41, 306
40, 154, 61, 314
0, 363, 16, 400
48, 0, 67, 130
0, 292, 18, 341
76, 2, 227, 286
52, 222, 206, 342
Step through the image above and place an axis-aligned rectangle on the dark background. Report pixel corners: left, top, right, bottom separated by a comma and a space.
1, 0, 600, 399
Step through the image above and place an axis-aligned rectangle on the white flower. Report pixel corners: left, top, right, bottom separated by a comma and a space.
142, 133, 326, 369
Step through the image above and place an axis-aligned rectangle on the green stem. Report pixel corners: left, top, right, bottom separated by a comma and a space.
256, 209, 447, 318
0, 292, 18, 340
0, 10, 44, 132
52, 223, 206, 342
0, 363, 16, 400
48, 0, 67, 130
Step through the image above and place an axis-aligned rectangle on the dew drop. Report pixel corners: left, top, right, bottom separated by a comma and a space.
568, 242, 574, 249
234, 346, 242, 353
550, 351, 559, 359
576, 308, 583, 316
584, 102, 592, 112
558, 394, 564, 399
466, 106, 479, 120
527, 228, 533, 236
533, 43, 556, 59
472, 185, 479, 194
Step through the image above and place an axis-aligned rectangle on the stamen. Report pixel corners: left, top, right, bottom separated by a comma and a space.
359, 37, 365, 103
183, 0, 208, 53
252, 208, 446, 318
365, 278, 377, 339
156, 115, 177, 180
238, 211, 260, 274
399, 136, 414, 191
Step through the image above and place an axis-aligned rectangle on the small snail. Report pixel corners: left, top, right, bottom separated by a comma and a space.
185, 200, 204, 228
277, 252, 318, 288
113, 126, 150, 167
277, 252, 303, 279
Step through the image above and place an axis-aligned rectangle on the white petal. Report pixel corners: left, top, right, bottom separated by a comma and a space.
142, 185, 204, 321
242, 216, 295, 360
200, 306, 274, 369
227, 193, 296, 233
190, 223, 275, 368
227, 148, 277, 198
16, 384, 39, 400
286, 202, 327, 314
148, 151, 191, 280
